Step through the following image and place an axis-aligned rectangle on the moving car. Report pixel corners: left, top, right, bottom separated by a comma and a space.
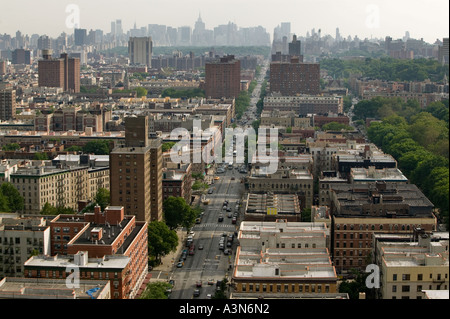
196, 281, 202, 288
193, 289, 200, 297
218, 215, 224, 222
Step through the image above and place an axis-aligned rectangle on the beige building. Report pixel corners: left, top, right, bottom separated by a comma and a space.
246, 167, 314, 208
232, 220, 337, 295
0, 216, 51, 278
260, 110, 312, 129
373, 231, 449, 299
4, 160, 109, 214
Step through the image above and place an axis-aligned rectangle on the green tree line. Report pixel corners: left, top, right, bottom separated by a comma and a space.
366, 108, 449, 228
320, 57, 449, 82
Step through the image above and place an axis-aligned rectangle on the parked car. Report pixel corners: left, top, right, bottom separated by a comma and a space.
193, 289, 200, 297
208, 279, 215, 285
176, 262, 183, 268
232, 217, 237, 224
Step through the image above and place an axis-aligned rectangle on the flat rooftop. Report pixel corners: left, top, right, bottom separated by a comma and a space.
0, 277, 109, 299
24, 253, 130, 270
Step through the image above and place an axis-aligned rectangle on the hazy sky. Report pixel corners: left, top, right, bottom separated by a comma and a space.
1, 0, 448, 43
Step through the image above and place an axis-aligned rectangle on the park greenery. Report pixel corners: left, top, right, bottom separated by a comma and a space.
161, 88, 205, 99
65, 140, 112, 155
358, 97, 449, 228
113, 87, 148, 97
321, 122, 354, 131
320, 57, 449, 83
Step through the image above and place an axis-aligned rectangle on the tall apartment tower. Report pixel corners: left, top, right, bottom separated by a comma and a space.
205, 55, 241, 99
38, 51, 80, 93
110, 116, 162, 223
128, 37, 153, 67
0, 82, 16, 121
270, 57, 320, 95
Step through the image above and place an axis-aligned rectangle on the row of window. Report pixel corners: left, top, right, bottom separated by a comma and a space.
392, 284, 448, 293
393, 273, 448, 281
336, 224, 421, 231
241, 283, 331, 293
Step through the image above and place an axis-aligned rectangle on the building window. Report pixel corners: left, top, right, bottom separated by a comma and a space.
418, 274, 423, 281
402, 286, 410, 292
402, 274, 410, 281
393, 274, 397, 281
392, 285, 397, 292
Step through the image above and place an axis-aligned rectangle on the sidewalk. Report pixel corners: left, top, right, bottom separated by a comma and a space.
151, 228, 187, 279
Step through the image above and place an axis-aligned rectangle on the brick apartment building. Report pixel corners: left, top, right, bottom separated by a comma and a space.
24, 205, 148, 299
205, 55, 241, 99
38, 51, 80, 93
0, 82, 16, 121
110, 116, 163, 223
330, 182, 437, 274
269, 57, 320, 96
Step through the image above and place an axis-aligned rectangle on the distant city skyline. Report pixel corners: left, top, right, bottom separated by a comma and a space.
0, 0, 448, 44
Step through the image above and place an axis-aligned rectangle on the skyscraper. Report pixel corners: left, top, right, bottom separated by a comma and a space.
74, 28, 87, 46
128, 37, 153, 67
205, 55, 241, 99
110, 116, 163, 223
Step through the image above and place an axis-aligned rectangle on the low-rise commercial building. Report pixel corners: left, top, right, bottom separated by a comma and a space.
232, 220, 337, 295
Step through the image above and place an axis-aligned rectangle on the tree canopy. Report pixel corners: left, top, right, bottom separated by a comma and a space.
0, 182, 24, 212
163, 196, 198, 231
320, 57, 448, 82
147, 221, 178, 264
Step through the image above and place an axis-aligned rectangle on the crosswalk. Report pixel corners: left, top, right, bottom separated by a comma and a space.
193, 223, 236, 229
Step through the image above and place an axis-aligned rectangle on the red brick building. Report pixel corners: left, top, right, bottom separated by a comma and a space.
38, 52, 80, 93
205, 55, 241, 99
270, 57, 320, 96
30, 205, 149, 299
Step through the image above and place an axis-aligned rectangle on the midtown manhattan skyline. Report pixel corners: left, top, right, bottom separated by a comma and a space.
0, 0, 448, 44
